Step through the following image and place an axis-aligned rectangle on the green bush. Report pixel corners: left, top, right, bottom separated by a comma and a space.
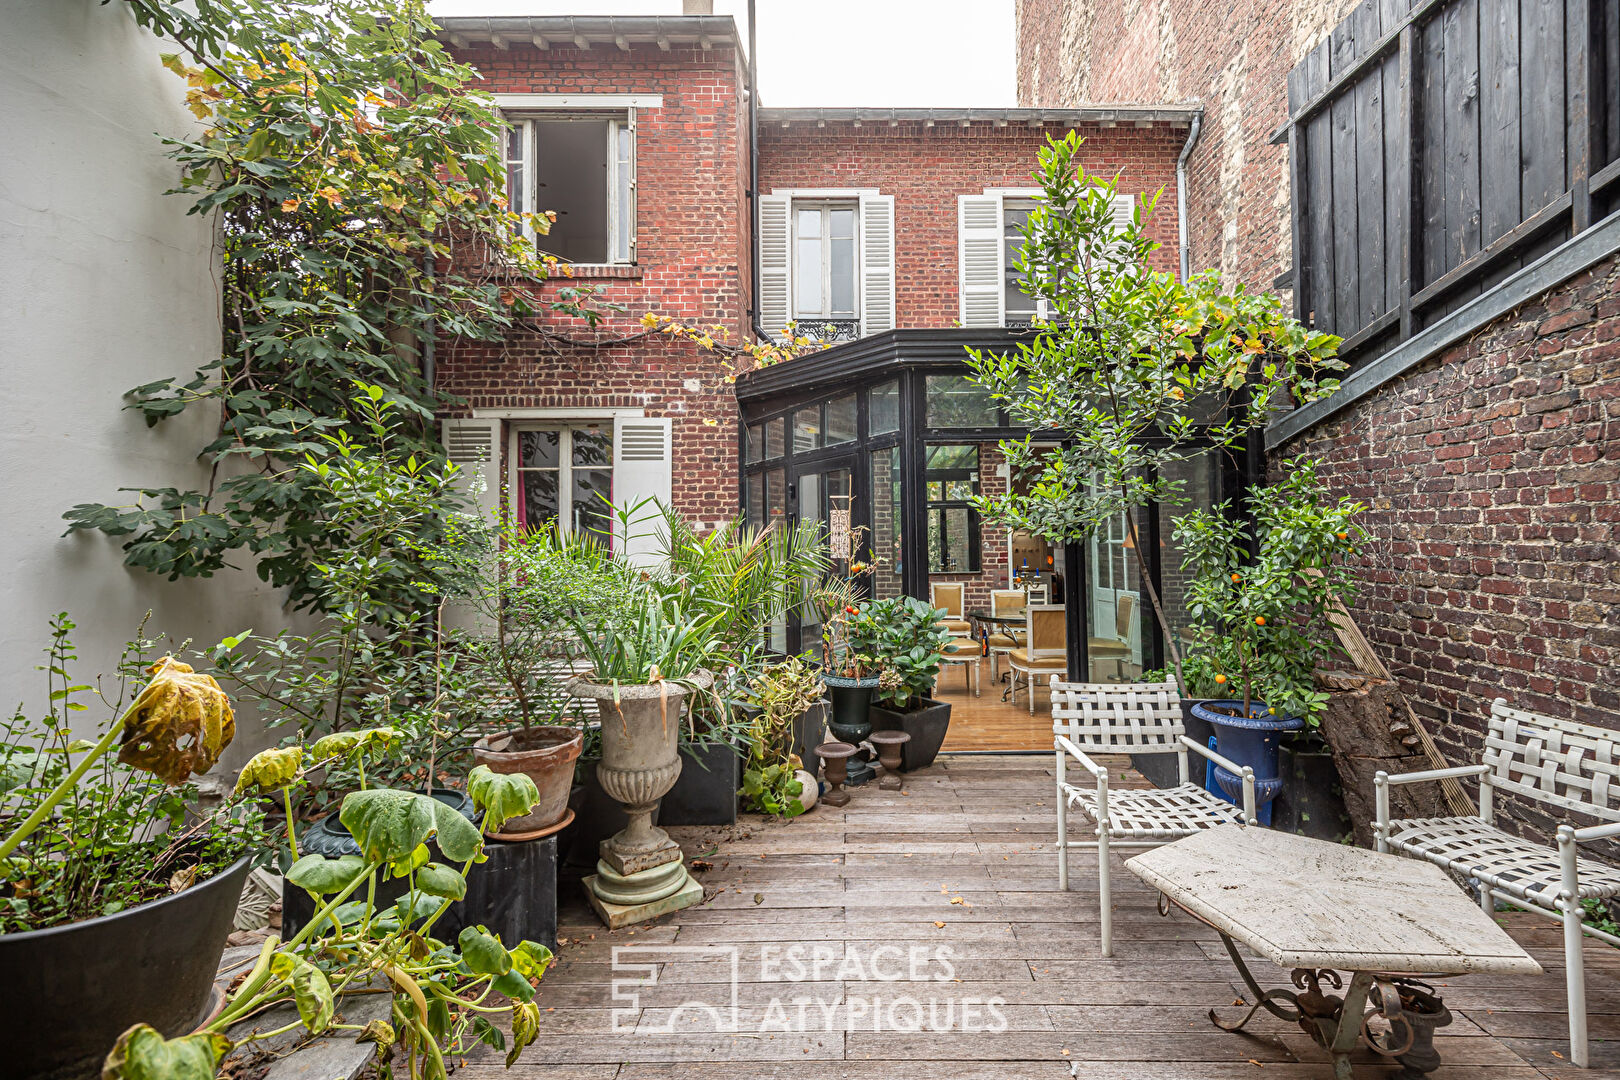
851, 597, 953, 710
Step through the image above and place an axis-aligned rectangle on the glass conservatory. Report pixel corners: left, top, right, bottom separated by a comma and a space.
734, 328, 1260, 681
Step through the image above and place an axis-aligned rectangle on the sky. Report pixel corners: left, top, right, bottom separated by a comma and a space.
425, 0, 1018, 108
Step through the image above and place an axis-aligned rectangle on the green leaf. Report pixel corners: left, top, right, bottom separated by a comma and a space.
509, 940, 553, 980
103, 1025, 231, 1080
414, 861, 466, 901
339, 788, 435, 864
467, 765, 539, 833
458, 925, 512, 976
285, 854, 368, 895
431, 797, 483, 863
270, 952, 335, 1033
388, 842, 431, 880
491, 967, 535, 1002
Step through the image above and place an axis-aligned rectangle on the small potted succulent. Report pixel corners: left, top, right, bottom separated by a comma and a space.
856, 596, 955, 771
1172, 461, 1364, 824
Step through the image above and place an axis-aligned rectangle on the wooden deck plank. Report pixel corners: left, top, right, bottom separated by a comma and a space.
498, 754, 1596, 1079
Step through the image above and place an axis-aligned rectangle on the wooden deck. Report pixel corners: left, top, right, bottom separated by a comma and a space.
469, 755, 1620, 1080
935, 657, 1055, 753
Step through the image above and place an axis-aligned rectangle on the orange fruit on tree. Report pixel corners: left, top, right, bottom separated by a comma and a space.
1230, 573, 1240, 583
1254, 616, 1266, 626
1214, 673, 1227, 685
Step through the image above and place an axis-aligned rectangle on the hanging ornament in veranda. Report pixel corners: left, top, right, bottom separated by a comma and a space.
829, 508, 852, 560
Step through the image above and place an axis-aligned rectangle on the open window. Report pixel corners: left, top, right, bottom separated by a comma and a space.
503, 113, 635, 264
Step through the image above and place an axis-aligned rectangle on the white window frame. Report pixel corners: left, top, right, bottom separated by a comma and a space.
501, 110, 637, 265
508, 423, 616, 544
790, 199, 861, 322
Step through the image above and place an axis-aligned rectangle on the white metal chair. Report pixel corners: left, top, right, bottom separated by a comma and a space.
1008, 604, 1067, 714
1053, 678, 1256, 957
1375, 698, 1620, 1068
929, 581, 973, 637
984, 588, 1026, 683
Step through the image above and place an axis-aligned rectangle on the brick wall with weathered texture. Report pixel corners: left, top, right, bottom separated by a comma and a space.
1014, 0, 1357, 290
758, 119, 1186, 320
1280, 256, 1620, 839
437, 40, 750, 523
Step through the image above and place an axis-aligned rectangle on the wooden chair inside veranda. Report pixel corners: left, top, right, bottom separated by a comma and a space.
985, 588, 1027, 683
1086, 594, 1135, 681
1052, 678, 1256, 956
1007, 604, 1068, 714
929, 581, 973, 637
937, 636, 981, 697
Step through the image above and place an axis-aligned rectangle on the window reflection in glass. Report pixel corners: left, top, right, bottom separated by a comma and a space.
825, 395, 857, 445
924, 444, 980, 573
870, 381, 900, 434
925, 375, 999, 428
765, 418, 785, 458
792, 408, 821, 453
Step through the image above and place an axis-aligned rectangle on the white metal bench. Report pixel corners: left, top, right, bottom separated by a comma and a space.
1053, 678, 1257, 957
1375, 697, 1620, 1068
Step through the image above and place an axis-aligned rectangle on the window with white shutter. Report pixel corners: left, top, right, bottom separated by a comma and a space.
611, 416, 673, 564
858, 194, 896, 336
957, 195, 1003, 327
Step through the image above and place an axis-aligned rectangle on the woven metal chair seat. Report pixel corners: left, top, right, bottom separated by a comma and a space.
1062, 780, 1245, 840
1386, 815, 1620, 906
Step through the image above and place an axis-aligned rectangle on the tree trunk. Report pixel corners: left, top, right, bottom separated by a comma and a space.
1314, 669, 1445, 848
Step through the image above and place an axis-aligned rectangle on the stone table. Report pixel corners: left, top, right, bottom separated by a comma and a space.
1126, 826, 1543, 1079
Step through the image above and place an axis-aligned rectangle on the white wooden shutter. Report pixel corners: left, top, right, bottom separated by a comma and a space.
958, 194, 1003, 327
858, 193, 895, 336
757, 195, 791, 342
441, 418, 501, 635
1110, 193, 1135, 232
442, 418, 501, 524
613, 416, 673, 564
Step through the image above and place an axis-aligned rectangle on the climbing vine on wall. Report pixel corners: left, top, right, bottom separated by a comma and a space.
64, 0, 605, 610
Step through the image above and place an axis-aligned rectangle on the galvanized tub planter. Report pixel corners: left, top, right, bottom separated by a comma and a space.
0, 854, 252, 1080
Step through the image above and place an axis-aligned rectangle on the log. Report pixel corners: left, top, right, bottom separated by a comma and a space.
1314, 668, 1445, 848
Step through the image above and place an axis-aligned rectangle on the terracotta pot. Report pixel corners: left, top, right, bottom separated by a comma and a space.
473, 725, 583, 834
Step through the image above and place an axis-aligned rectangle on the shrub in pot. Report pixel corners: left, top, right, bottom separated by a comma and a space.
0, 621, 262, 1080
1171, 461, 1364, 822
855, 596, 954, 771
738, 657, 826, 818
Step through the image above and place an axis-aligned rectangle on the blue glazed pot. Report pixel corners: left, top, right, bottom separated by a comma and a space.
1190, 700, 1303, 825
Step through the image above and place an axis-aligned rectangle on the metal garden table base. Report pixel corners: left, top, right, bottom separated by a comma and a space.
1205, 924, 1452, 1080
1125, 827, 1537, 1080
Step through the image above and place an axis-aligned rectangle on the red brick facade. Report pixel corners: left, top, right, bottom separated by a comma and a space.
436, 39, 751, 523
1283, 256, 1620, 837
1015, 0, 1358, 288
757, 119, 1186, 321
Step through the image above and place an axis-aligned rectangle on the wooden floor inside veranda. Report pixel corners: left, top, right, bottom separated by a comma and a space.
936, 655, 1080, 753
466, 754, 1620, 1080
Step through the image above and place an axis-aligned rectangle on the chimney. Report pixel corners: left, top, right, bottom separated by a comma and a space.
682, 0, 712, 13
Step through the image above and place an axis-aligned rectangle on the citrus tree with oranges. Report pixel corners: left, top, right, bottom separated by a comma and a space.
1172, 460, 1364, 724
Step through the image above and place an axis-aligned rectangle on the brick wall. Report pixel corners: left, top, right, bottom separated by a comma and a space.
1014, 0, 1357, 289
1281, 255, 1620, 839
758, 120, 1185, 323
437, 40, 750, 522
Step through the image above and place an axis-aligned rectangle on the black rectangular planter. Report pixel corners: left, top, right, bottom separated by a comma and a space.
661, 739, 742, 826
793, 702, 829, 778
868, 697, 952, 771
283, 834, 558, 950
1271, 746, 1353, 842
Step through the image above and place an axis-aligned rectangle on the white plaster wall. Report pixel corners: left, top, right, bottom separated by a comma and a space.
0, 0, 296, 768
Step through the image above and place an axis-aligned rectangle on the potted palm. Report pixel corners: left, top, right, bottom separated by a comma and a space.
566, 587, 722, 926
1173, 461, 1364, 824
859, 596, 956, 771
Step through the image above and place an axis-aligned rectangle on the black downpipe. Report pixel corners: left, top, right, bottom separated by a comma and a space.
746, 0, 766, 343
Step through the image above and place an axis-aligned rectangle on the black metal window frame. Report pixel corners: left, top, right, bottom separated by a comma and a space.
923, 443, 983, 574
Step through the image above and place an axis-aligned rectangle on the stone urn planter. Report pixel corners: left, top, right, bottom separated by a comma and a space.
822, 673, 880, 785
568, 672, 711, 927
472, 725, 582, 837
1190, 699, 1303, 825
